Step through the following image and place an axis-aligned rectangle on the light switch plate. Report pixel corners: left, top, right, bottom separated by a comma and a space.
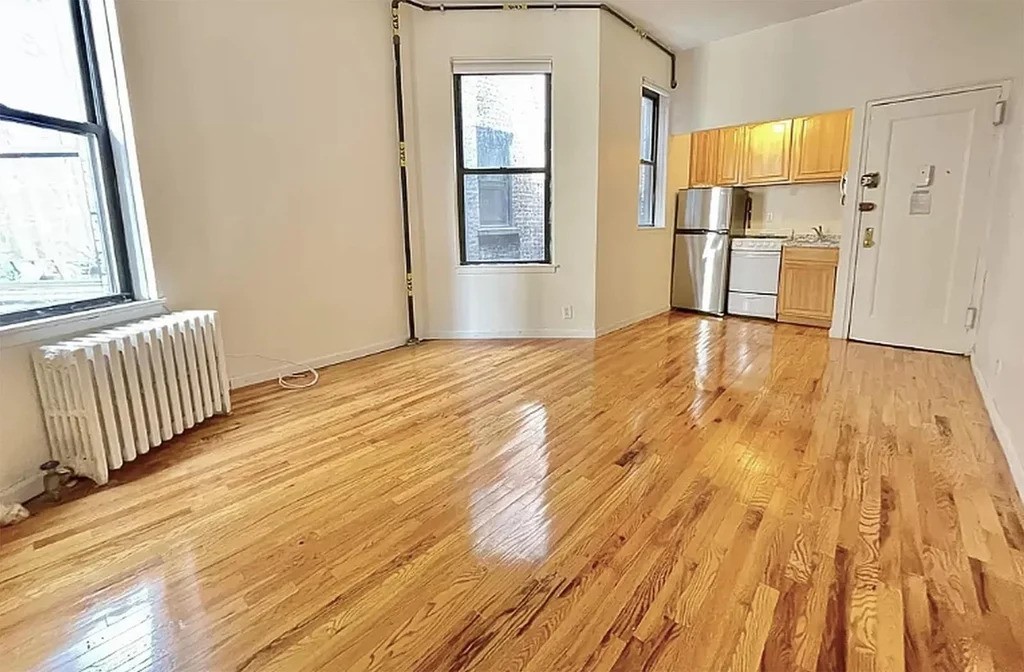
916, 164, 934, 188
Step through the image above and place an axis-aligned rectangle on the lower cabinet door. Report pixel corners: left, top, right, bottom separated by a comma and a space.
777, 248, 839, 327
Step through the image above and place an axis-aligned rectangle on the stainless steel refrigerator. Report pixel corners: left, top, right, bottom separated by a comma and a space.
671, 187, 750, 315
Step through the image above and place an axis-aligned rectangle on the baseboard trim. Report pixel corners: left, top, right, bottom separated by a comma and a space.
423, 328, 596, 340
1, 473, 44, 504
595, 306, 669, 337
229, 337, 409, 389
971, 357, 1024, 500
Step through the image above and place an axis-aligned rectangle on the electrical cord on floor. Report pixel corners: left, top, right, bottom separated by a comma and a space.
227, 354, 320, 390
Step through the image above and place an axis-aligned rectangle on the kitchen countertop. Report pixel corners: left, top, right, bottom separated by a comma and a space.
783, 233, 841, 248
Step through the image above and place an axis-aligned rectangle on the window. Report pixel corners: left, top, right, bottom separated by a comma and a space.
0, 0, 132, 325
454, 72, 551, 264
638, 88, 661, 227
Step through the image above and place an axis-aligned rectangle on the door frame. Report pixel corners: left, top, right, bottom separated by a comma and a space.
831, 80, 1013, 351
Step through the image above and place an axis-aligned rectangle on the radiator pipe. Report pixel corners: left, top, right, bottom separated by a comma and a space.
390, 0, 676, 344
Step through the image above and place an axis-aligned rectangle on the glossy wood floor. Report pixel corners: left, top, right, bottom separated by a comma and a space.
3, 314, 1024, 672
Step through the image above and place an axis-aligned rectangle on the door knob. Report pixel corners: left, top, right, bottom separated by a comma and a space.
863, 227, 875, 248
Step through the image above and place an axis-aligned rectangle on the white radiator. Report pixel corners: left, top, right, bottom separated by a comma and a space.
32, 310, 231, 485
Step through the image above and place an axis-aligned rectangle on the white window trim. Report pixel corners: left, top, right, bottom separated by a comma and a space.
639, 79, 671, 230
90, 0, 158, 300
0, 298, 166, 348
456, 263, 559, 275
452, 59, 553, 75
452, 60, 555, 267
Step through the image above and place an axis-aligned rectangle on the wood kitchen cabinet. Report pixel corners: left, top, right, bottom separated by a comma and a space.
715, 126, 745, 185
741, 119, 793, 185
777, 247, 840, 328
688, 129, 719, 187
791, 109, 852, 182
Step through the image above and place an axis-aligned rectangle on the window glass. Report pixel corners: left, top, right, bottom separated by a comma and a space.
0, 0, 88, 120
0, 122, 117, 316
455, 73, 550, 264
459, 74, 546, 169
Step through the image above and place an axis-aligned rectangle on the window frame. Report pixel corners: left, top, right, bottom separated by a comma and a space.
0, 0, 133, 326
452, 72, 553, 266
638, 87, 661, 228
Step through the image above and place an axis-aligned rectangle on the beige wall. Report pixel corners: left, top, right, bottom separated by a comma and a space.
747, 183, 843, 234
594, 11, 674, 334
117, 0, 409, 385
405, 7, 601, 337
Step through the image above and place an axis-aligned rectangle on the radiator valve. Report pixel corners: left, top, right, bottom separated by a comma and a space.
39, 461, 76, 502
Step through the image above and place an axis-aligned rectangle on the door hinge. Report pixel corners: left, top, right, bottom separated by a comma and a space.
965, 306, 978, 329
399, 141, 407, 168
993, 100, 1007, 126
406, 273, 414, 296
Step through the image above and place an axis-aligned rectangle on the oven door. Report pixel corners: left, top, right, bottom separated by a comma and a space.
728, 250, 781, 295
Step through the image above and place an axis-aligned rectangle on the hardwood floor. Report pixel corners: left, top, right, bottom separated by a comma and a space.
2, 313, 1023, 671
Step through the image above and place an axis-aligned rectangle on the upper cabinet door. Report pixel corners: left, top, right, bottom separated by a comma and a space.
791, 109, 852, 182
716, 126, 744, 186
741, 119, 793, 185
689, 129, 719, 187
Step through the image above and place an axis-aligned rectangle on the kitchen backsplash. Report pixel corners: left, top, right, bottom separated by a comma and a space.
747, 182, 843, 234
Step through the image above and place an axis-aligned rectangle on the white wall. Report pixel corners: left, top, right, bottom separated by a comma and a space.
671, 0, 1024, 343
594, 12, 674, 335
116, 0, 409, 385
747, 183, 843, 234
974, 95, 1024, 495
1, 0, 410, 502
405, 7, 601, 338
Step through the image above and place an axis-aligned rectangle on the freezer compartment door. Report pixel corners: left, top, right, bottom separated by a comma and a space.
671, 232, 730, 314
676, 187, 748, 233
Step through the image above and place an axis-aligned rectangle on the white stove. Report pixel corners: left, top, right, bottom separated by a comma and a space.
727, 237, 786, 319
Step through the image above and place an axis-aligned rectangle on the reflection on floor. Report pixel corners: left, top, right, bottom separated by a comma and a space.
2, 312, 1023, 671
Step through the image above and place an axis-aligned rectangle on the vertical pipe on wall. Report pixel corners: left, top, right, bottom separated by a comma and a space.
391, 1, 419, 344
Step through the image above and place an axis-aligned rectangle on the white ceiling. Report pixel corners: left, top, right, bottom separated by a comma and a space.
609, 0, 861, 50
434, 0, 861, 52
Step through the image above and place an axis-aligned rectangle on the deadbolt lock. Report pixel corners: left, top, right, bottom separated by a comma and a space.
863, 227, 876, 248
860, 172, 880, 188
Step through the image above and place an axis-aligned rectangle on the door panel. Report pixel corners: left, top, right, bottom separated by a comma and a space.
791, 110, 852, 182
849, 88, 1000, 353
716, 126, 744, 186
671, 232, 729, 314
777, 248, 839, 328
689, 130, 719, 187
727, 251, 781, 294
741, 119, 792, 184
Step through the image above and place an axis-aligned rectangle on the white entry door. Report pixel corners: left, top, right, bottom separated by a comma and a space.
849, 87, 1001, 353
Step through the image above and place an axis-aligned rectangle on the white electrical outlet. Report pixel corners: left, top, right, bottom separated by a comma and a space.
562, 306, 574, 320
766, 212, 774, 224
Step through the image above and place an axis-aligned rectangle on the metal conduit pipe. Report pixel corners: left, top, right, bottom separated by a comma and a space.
390, 0, 676, 343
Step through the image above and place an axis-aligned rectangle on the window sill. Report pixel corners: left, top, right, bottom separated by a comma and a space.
457, 264, 559, 275
0, 298, 167, 348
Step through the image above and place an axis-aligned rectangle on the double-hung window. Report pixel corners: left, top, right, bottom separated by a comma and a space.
0, 0, 133, 325
453, 68, 551, 264
638, 87, 661, 227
